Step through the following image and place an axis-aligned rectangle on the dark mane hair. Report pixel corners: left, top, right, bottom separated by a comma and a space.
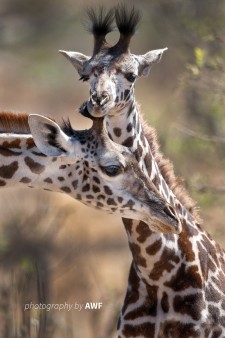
86, 5, 141, 54
61, 118, 74, 137
114, 5, 141, 37
87, 7, 114, 38
139, 110, 201, 223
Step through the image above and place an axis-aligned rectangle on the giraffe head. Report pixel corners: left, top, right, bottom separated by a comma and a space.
60, 6, 167, 117
28, 105, 181, 234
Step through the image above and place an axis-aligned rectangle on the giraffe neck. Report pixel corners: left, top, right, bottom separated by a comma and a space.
107, 97, 193, 222
108, 97, 225, 338
106, 97, 200, 280
0, 133, 78, 195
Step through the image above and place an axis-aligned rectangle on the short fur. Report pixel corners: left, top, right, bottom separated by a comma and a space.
0, 112, 199, 221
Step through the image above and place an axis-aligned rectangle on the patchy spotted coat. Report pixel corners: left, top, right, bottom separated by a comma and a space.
61, 5, 225, 337
0, 110, 181, 236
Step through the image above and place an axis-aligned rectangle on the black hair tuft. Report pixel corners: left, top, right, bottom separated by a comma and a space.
61, 118, 74, 137
87, 6, 114, 37
115, 5, 141, 36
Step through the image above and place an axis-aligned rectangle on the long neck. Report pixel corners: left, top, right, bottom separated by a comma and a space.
0, 134, 73, 194
107, 96, 193, 221
106, 95, 200, 280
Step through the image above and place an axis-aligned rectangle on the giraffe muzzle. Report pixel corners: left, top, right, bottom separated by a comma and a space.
91, 92, 110, 107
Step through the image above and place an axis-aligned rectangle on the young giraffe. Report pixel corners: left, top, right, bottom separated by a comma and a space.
61, 6, 225, 338
0, 108, 181, 236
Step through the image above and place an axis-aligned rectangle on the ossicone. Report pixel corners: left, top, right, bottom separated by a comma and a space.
86, 5, 141, 55
86, 6, 114, 54
113, 5, 141, 53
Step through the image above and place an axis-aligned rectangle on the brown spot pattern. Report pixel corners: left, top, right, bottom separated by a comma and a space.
0, 161, 18, 179
123, 218, 133, 235
24, 157, 45, 174
72, 180, 78, 189
124, 285, 158, 319
2, 139, 21, 148
129, 243, 147, 268
143, 154, 152, 173
26, 138, 35, 149
122, 323, 155, 337
20, 177, 32, 184
136, 222, 152, 243
44, 178, 53, 184
146, 238, 162, 255
161, 292, 169, 313
122, 136, 134, 148
82, 184, 90, 192
173, 293, 203, 320
0, 148, 22, 157
159, 321, 200, 338
165, 263, 203, 291
113, 127, 122, 137
178, 228, 195, 262
149, 247, 179, 280
60, 186, 71, 193
104, 185, 113, 195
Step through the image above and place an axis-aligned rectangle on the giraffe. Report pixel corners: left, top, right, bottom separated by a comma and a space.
0, 107, 181, 236
60, 6, 225, 338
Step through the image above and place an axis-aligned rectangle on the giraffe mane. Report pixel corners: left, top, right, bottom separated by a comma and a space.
0, 112, 74, 136
0, 112, 30, 134
140, 112, 201, 223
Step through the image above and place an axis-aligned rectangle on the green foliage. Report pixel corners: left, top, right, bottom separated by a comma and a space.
195, 47, 205, 68
19, 257, 34, 272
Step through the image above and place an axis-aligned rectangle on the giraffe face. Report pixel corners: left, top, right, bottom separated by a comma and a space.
84, 52, 138, 117
28, 114, 181, 234
60, 48, 167, 117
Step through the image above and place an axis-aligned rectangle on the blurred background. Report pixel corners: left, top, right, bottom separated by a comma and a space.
0, 0, 225, 337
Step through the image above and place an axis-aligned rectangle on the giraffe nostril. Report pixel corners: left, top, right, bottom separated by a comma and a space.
91, 92, 109, 107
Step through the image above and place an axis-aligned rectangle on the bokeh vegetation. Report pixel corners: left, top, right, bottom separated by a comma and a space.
0, 0, 225, 337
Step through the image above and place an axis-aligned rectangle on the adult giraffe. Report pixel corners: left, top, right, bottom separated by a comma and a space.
61, 6, 225, 338
0, 108, 180, 234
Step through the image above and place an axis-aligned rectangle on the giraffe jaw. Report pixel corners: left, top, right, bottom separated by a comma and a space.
87, 99, 129, 118
87, 99, 116, 117
142, 204, 182, 235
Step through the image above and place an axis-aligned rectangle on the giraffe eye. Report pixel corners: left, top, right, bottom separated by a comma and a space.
125, 73, 137, 83
101, 165, 121, 177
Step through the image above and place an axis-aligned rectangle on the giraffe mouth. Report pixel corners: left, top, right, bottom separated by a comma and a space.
143, 204, 182, 235
143, 217, 181, 235
87, 98, 114, 117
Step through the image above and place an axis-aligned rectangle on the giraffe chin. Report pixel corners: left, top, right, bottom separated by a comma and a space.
87, 100, 113, 117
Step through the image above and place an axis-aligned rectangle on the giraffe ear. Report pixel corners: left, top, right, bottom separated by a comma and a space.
28, 114, 73, 157
136, 48, 168, 77
59, 50, 90, 75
